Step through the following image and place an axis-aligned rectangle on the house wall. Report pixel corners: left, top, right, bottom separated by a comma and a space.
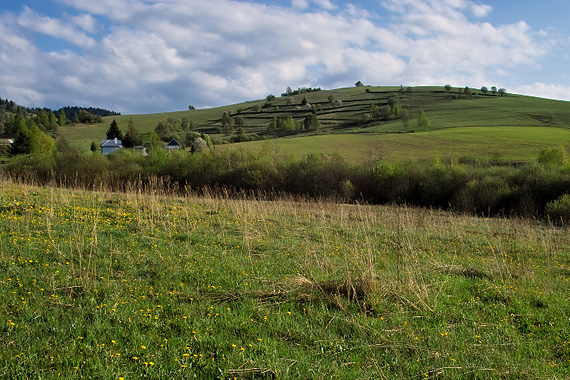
102, 147, 120, 155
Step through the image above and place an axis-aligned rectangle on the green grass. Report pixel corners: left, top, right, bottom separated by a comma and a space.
58, 86, 570, 162
223, 126, 570, 163
1, 180, 569, 378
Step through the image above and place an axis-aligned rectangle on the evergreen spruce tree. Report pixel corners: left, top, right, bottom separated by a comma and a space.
122, 118, 142, 148
8, 129, 31, 156
106, 120, 123, 140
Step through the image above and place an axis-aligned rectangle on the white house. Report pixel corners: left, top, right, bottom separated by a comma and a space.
100, 138, 123, 155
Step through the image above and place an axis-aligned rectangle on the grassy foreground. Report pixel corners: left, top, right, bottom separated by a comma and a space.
1, 181, 569, 379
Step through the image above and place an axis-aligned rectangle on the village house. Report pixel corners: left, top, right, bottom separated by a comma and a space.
100, 138, 123, 155
164, 138, 182, 150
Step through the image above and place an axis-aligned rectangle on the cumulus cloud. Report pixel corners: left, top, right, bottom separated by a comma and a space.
0, 0, 559, 114
515, 83, 570, 101
16, 6, 96, 47
71, 13, 99, 33
471, 3, 492, 17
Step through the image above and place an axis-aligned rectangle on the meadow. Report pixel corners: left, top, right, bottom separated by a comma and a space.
1, 179, 569, 379
227, 126, 570, 163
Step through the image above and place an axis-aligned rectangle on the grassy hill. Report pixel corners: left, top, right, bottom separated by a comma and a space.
58, 86, 570, 163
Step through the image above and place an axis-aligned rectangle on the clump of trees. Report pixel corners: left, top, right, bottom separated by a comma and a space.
282, 87, 322, 97
444, 84, 507, 99
154, 117, 196, 145
58, 106, 120, 121
7, 123, 55, 157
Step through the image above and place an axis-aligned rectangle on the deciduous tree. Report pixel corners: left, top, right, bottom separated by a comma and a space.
417, 109, 430, 131
304, 113, 321, 131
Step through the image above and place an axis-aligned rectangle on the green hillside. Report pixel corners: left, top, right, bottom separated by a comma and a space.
58, 86, 570, 162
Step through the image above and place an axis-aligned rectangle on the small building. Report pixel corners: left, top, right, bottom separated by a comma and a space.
100, 138, 123, 155
164, 138, 182, 150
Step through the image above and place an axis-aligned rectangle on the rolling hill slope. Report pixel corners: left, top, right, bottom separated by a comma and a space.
58, 86, 570, 163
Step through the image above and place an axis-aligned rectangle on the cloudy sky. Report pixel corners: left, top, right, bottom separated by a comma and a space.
1, 0, 569, 114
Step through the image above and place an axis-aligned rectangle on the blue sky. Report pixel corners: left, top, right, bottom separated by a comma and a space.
1, 0, 569, 114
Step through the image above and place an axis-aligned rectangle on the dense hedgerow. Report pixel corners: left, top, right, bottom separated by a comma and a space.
4, 147, 570, 218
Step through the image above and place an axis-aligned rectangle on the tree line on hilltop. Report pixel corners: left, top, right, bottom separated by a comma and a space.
0, 96, 120, 139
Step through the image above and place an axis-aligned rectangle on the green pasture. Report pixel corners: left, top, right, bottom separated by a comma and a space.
223, 126, 570, 163
1, 181, 569, 379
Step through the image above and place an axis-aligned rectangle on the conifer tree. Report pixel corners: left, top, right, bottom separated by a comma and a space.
8, 129, 31, 156
122, 118, 142, 148
106, 120, 123, 140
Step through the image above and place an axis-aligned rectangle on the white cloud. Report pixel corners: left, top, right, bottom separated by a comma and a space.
291, 0, 309, 10
71, 13, 99, 33
314, 0, 336, 10
515, 83, 570, 101
291, 0, 335, 10
471, 4, 492, 17
0, 0, 561, 114
17, 7, 96, 47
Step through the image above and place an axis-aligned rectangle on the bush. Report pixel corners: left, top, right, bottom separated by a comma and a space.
537, 146, 569, 166
545, 194, 570, 224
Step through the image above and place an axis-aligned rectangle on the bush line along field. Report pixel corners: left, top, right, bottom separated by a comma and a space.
6, 143, 570, 219
1, 180, 569, 379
